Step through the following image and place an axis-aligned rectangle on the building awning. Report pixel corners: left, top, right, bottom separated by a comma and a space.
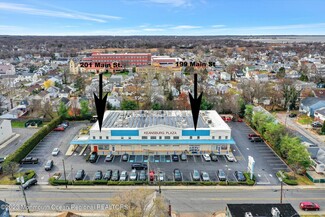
70, 139, 236, 145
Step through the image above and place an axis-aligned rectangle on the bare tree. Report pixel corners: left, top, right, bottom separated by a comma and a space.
2, 162, 19, 179
42, 101, 55, 119
108, 189, 169, 217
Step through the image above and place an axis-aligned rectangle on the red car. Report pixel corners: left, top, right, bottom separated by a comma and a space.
54, 125, 65, 131
149, 170, 155, 182
237, 118, 243, 122
248, 133, 259, 140
300, 201, 320, 211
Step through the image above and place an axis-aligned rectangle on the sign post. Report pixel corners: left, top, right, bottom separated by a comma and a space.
247, 156, 255, 180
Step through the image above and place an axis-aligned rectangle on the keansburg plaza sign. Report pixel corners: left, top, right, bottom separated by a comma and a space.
143, 131, 177, 135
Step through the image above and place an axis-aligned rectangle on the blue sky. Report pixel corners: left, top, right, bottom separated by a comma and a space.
0, 0, 325, 35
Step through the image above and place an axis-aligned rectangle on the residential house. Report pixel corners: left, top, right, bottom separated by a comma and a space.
0, 62, 15, 76
299, 97, 325, 117
69, 58, 80, 75
46, 86, 60, 98
107, 96, 121, 108
220, 72, 231, 81
109, 75, 123, 85
225, 203, 299, 217
216, 83, 230, 95
254, 74, 268, 82
314, 107, 325, 123
0, 119, 14, 145
285, 70, 301, 79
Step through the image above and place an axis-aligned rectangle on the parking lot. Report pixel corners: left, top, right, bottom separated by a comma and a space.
20, 121, 290, 185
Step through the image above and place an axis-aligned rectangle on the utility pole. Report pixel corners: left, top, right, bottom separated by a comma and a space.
158, 167, 161, 194
280, 179, 283, 204
62, 159, 67, 189
20, 179, 30, 213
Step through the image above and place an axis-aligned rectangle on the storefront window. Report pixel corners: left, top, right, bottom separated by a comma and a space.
142, 136, 148, 139
173, 136, 179, 139
150, 136, 156, 139
165, 136, 170, 139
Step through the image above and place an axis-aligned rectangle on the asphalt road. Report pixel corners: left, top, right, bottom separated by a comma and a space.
1, 187, 325, 215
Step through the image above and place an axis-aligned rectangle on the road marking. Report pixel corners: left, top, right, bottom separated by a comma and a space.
246, 148, 249, 150
269, 174, 273, 177
258, 174, 261, 177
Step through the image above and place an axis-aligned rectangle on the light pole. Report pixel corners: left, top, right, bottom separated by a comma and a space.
279, 177, 283, 204
285, 105, 289, 127
62, 159, 67, 189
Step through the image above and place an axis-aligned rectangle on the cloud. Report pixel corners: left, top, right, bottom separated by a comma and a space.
212, 25, 225, 28
143, 28, 165, 31
171, 25, 201, 29
144, 0, 192, 7
0, 2, 121, 23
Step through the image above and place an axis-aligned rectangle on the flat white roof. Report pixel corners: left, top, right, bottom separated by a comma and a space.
91, 110, 230, 131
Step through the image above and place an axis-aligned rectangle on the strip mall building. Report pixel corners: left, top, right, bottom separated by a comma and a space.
70, 110, 235, 155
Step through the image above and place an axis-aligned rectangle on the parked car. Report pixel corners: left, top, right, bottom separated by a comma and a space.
172, 154, 179, 162
129, 169, 137, 181
111, 170, 120, 181
174, 169, 182, 181
149, 170, 155, 181
192, 170, 200, 181
180, 153, 187, 161
299, 201, 320, 211
202, 154, 211, 162
122, 153, 129, 161
51, 148, 60, 156
89, 152, 98, 163
105, 154, 114, 162
22, 178, 37, 189
21, 157, 38, 164
312, 122, 322, 128
120, 171, 128, 181
139, 170, 147, 181
251, 136, 263, 142
75, 169, 85, 180
94, 170, 103, 180
158, 172, 164, 181
0, 155, 7, 163
61, 121, 69, 129
217, 169, 226, 181
103, 170, 112, 180
131, 163, 147, 170
289, 113, 297, 118
210, 153, 218, 162
248, 134, 259, 140
201, 172, 210, 181
225, 154, 235, 162
234, 171, 246, 181
44, 160, 53, 171
54, 125, 65, 131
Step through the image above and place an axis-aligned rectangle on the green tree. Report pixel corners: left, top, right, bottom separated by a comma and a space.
287, 145, 311, 175
277, 67, 285, 78
58, 101, 68, 118
279, 135, 300, 159
152, 103, 161, 110
121, 100, 138, 110
263, 122, 285, 151
244, 105, 254, 124
80, 100, 89, 118
322, 121, 325, 134
200, 97, 213, 110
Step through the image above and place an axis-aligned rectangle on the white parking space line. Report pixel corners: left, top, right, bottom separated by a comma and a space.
189, 172, 193, 181
246, 148, 249, 150
258, 174, 261, 177
193, 156, 196, 163
269, 174, 273, 177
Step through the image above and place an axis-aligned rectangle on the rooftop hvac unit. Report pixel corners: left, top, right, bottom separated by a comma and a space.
245, 212, 253, 217
208, 119, 212, 124
271, 207, 280, 217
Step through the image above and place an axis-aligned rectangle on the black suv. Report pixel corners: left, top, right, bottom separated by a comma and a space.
75, 169, 85, 180
131, 163, 147, 170
172, 154, 179, 162
174, 169, 182, 181
44, 160, 53, 171
21, 157, 38, 164
89, 152, 98, 163
250, 136, 263, 142
210, 153, 218, 162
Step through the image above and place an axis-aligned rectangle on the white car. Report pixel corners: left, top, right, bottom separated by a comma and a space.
201, 172, 210, 181
202, 154, 211, 162
129, 169, 137, 181
51, 148, 60, 156
120, 171, 128, 181
159, 172, 164, 181
225, 154, 235, 162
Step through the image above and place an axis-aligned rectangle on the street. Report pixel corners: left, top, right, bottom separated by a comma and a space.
1, 186, 325, 215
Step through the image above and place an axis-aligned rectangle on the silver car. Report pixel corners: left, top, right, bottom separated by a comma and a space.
129, 169, 137, 181
192, 170, 200, 181
201, 171, 210, 181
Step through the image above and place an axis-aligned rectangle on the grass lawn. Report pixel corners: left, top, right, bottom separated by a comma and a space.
287, 172, 314, 185
297, 114, 313, 125
0, 175, 17, 185
11, 121, 26, 128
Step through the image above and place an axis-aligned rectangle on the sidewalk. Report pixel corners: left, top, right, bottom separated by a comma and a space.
1, 184, 325, 191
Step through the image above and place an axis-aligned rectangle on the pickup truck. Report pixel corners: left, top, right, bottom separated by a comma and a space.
21, 157, 39, 164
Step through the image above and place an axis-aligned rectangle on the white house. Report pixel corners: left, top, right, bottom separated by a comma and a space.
0, 62, 15, 76
314, 107, 325, 123
220, 72, 231, 81
254, 74, 269, 82
0, 119, 14, 144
